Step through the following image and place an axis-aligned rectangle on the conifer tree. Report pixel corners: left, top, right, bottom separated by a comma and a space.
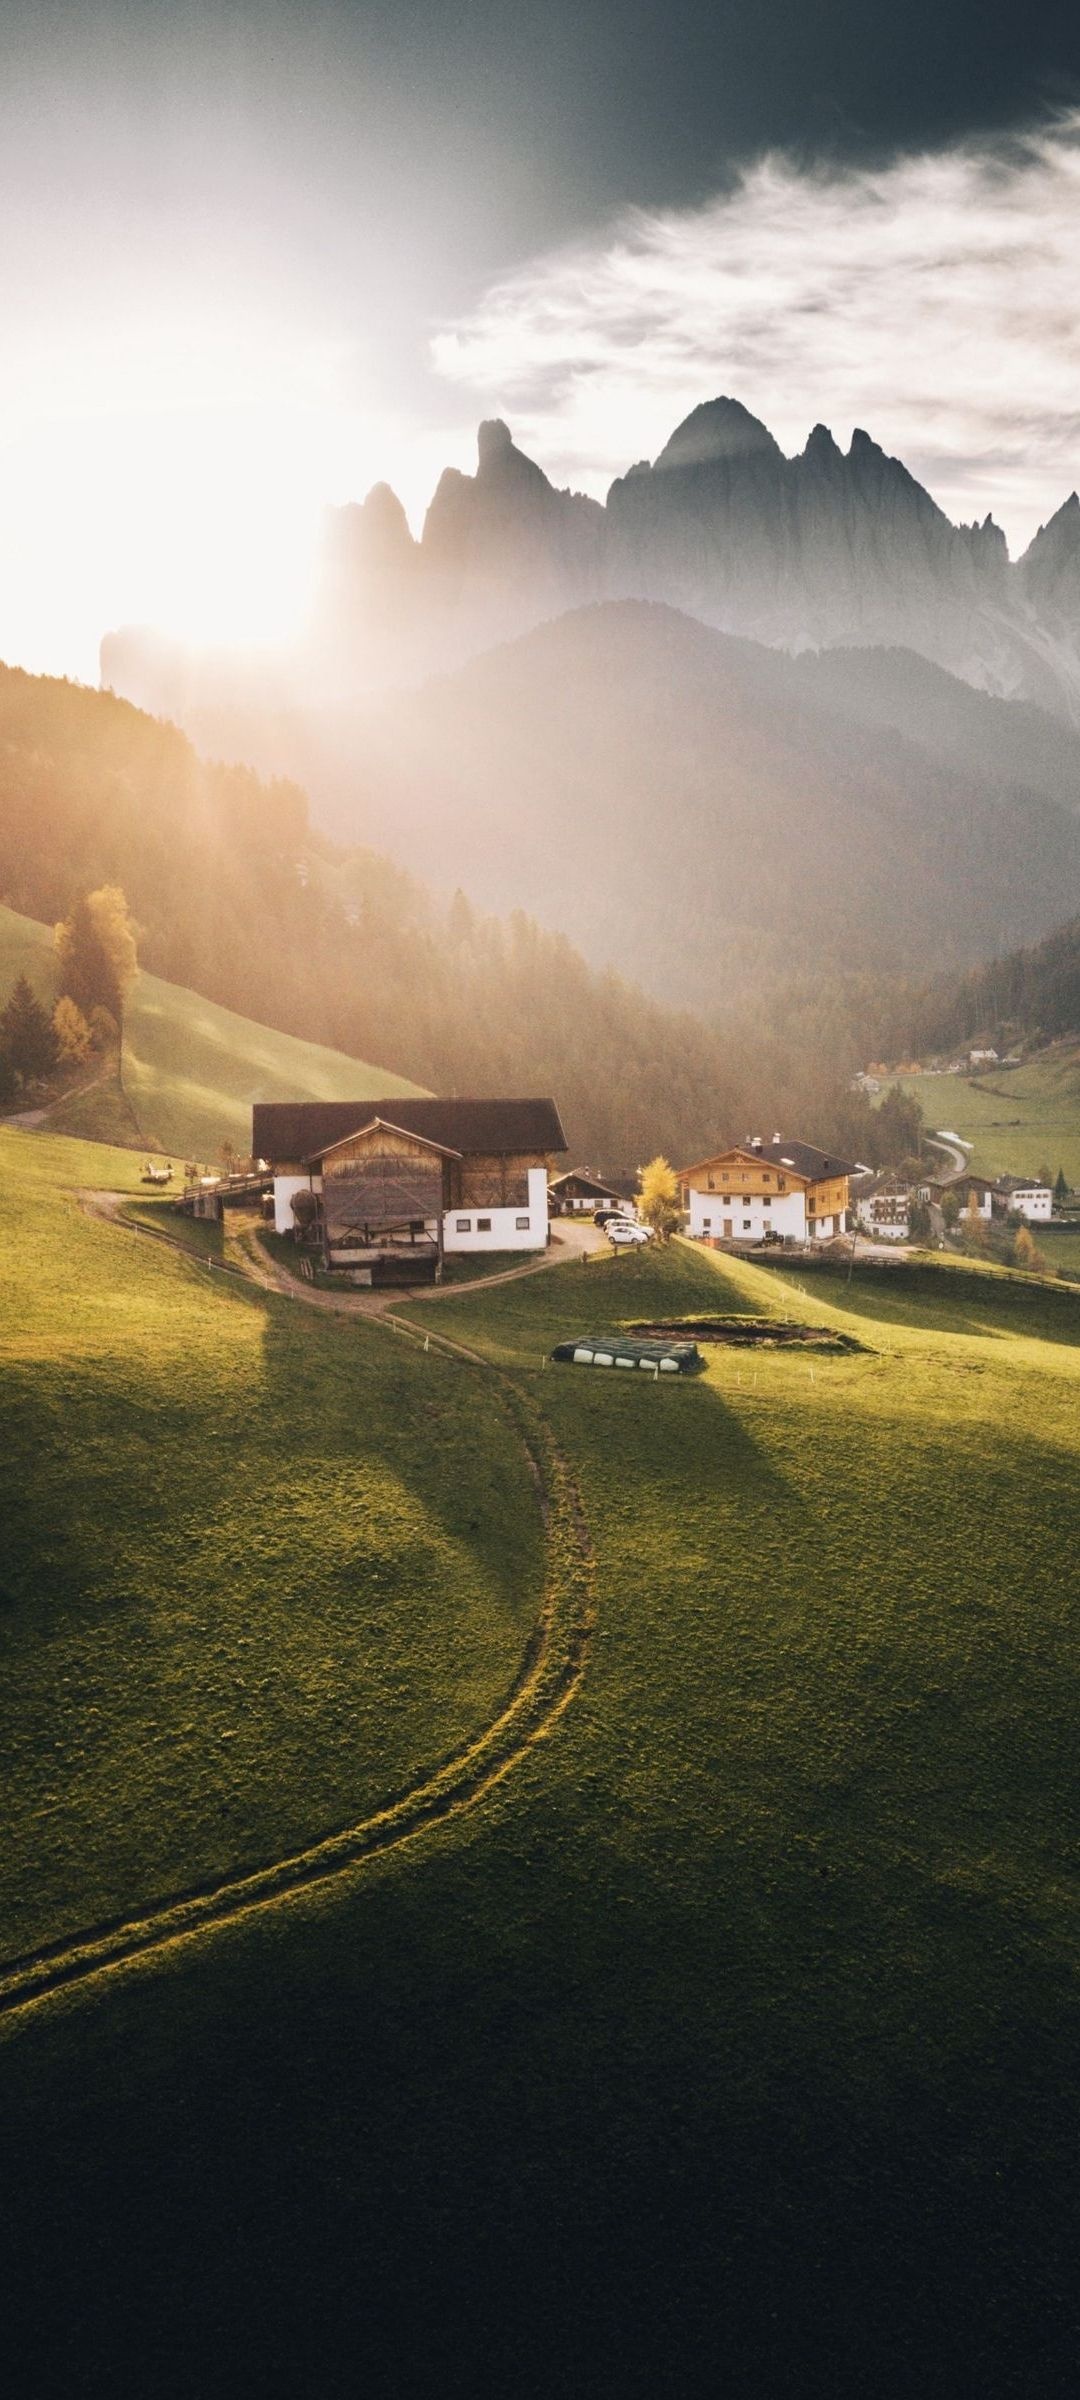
0, 974, 59, 1082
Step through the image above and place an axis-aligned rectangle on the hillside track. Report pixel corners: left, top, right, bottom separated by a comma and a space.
0, 1204, 596, 2025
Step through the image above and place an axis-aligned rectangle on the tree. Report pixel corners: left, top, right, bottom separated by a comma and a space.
962, 1192, 990, 1252
1014, 1224, 1049, 1275
637, 1155, 681, 1237
52, 995, 92, 1065
55, 886, 138, 1028
1055, 1167, 1069, 1206
941, 1189, 960, 1230
0, 974, 59, 1082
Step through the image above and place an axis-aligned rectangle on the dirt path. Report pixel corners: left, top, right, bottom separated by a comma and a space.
1, 1065, 115, 1135
0, 1197, 595, 2024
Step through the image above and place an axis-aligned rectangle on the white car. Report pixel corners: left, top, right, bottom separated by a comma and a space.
606, 1219, 652, 1247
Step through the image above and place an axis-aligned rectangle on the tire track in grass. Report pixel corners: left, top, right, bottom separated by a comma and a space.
0, 1213, 595, 2023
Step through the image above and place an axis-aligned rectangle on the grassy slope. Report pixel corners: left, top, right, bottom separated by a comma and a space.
0, 903, 424, 1159
0, 1129, 542, 1956
893, 1045, 1080, 1182
6, 1230, 1080, 2392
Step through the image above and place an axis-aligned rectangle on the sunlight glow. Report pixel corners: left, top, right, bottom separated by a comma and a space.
0, 312, 444, 682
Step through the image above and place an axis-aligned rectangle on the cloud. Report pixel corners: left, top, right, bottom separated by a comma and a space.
431, 116, 1080, 554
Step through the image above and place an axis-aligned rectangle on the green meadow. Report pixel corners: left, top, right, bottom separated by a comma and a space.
893, 1044, 1080, 1183
0, 1129, 542, 1956
0, 902, 423, 1159
4, 1175, 1080, 2393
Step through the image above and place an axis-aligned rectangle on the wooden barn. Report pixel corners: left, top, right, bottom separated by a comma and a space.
252, 1096, 567, 1280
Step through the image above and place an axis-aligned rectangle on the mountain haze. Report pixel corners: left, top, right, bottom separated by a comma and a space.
216, 603, 1080, 1013
105, 399, 1080, 723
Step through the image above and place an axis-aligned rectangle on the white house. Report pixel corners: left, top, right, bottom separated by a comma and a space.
995, 1178, 1053, 1223
252, 1096, 567, 1273
676, 1135, 854, 1246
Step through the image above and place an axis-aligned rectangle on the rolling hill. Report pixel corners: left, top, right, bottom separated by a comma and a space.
6, 1136, 1080, 2390
889, 1046, 1080, 1188
0, 903, 425, 1159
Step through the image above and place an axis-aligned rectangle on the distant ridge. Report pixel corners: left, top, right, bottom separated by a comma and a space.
105, 396, 1080, 724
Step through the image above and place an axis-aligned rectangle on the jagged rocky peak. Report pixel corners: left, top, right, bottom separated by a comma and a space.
802, 422, 843, 461
475, 416, 554, 493
1021, 492, 1080, 615
653, 396, 783, 472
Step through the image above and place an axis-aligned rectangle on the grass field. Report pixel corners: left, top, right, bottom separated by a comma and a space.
0, 1129, 543, 1957
0, 902, 424, 1159
5, 1205, 1080, 2393
892, 1043, 1080, 1183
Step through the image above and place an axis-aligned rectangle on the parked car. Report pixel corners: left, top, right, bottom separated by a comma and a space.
607, 1219, 653, 1247
593, 1205, 634, 1227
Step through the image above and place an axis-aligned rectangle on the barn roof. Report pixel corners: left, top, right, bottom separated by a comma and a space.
254, 1095, 568, 1163
312, 1116, 463, 1165
549, 1169, 620, 1197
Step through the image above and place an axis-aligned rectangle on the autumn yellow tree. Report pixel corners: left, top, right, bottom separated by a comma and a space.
52, 995, 92, 1064
962, 1191, 989, 1252
1014, 1224, 1048, 1276
637, 1155, 681, 1238
55, 886, 138, 1027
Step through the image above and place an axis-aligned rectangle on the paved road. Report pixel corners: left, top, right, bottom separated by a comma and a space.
925, 1131, 970, 1176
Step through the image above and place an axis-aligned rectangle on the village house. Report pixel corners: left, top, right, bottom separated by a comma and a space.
676, 1134, 854, 1246
252, 1097, 566, 1279
994, 1176, 1053, 1223
918, 1170, 995, 1219
548, 1169, 623, 1216
852, 1172, 913, 1242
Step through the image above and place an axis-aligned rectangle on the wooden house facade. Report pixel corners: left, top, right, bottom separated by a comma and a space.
253, 1096, 567, 1274
676, 1134, 855, 1246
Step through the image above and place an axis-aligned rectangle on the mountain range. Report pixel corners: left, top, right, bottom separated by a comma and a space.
104, 397, 1080, 722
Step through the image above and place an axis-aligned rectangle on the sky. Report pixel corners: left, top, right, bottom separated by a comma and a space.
1, 0, 1079, 679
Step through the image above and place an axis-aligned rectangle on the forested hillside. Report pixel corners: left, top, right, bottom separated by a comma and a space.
242, 604, 1080, 1011
898, 913, 1080, 1058
0, 662, 894, 1172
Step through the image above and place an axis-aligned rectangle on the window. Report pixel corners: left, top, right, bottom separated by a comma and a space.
515, 1215, 530, 1231
762, 1172, 771, 1184
707, 1175, 715, 1190
455, 1218, 470, 1232
477, 1217, 492, 1233
743, 1218, 752, 1231
721, 1170, 729, 1182
778, 1176, 786, 1191
702, 1216, 712, 1230
763, 1195, 771, 1207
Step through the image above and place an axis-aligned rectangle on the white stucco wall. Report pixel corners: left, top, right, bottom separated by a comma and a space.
688, 1188, 806, 1243
1007, 1187, 1052, 1221
443, 1165, 549, 1253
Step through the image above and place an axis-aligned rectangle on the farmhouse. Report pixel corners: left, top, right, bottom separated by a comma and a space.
995, 1176, 1053, 1223
677, 1135, 854, 1246
252, 1096, 566, 1276
918, 1172, 995, 1220
549, 1169, 622, 1216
